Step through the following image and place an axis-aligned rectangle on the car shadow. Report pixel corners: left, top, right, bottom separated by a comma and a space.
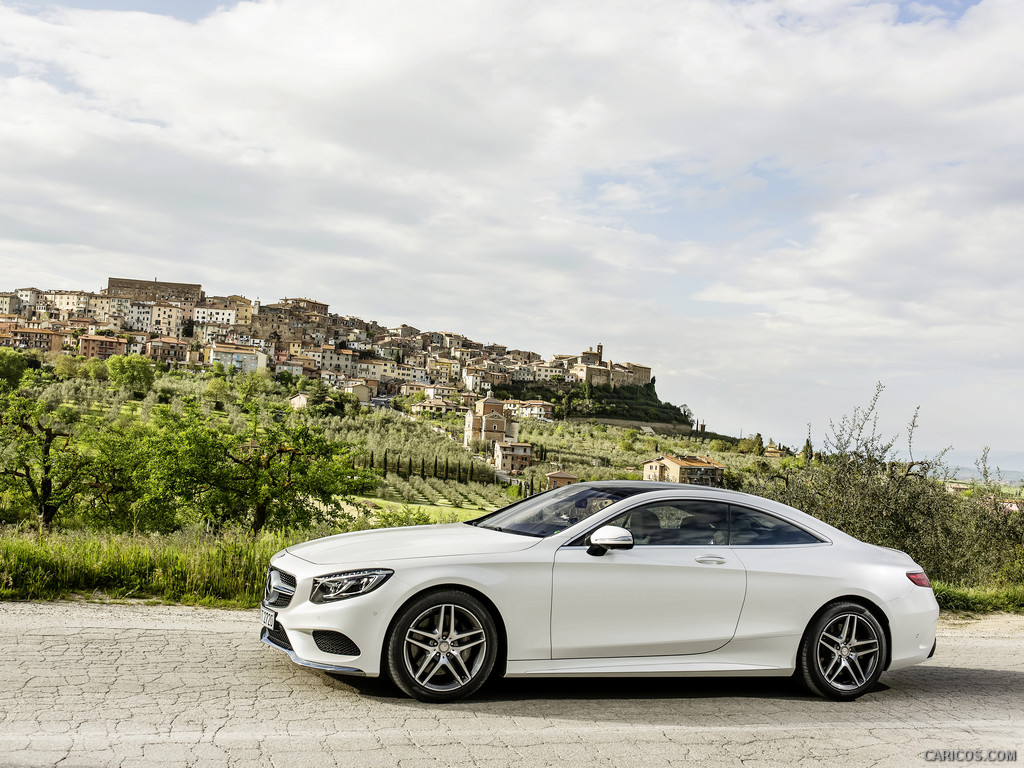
327, 672, 810, 703
323, 664, 1024, 722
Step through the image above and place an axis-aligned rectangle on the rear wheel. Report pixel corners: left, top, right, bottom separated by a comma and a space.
386, 590, 498, 703
798, 602, 886, 701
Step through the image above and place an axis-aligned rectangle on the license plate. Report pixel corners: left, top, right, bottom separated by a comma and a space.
260, 606, 276, 630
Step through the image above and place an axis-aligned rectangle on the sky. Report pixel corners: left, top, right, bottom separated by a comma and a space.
0, 0, 1021, 470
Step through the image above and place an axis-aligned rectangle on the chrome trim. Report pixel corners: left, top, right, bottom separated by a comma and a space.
590, 525, 634, 550
261, 633, 365, 676
264, 568, 296, 604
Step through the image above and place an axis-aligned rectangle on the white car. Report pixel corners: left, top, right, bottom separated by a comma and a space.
260, 481, 938, 702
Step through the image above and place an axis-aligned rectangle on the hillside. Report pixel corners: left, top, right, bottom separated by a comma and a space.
491, 380, 693, 425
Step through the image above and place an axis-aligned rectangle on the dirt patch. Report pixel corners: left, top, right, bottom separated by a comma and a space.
937, 611, 1024, 636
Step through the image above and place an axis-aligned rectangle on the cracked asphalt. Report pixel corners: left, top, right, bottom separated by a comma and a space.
0, 603, 1021, 768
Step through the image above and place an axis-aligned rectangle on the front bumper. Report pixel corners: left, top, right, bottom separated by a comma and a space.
258, 556, 403, 678
260, 621, 366, 676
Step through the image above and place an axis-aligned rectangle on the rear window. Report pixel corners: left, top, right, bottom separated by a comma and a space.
729, 505, 822, 545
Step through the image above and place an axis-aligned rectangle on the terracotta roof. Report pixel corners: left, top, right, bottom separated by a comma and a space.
646, 455, 725, 469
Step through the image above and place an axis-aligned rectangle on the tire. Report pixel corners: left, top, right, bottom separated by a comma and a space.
797, 601, 887, 701
386, 590, 499, 703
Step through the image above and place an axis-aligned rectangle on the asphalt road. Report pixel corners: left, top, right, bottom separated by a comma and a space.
0, 602, 1021, 768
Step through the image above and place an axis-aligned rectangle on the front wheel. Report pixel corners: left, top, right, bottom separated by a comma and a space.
386, 590, 498, 702
797, 602, 887, 701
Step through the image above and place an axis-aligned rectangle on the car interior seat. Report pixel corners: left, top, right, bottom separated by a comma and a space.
627, 508, 664, 545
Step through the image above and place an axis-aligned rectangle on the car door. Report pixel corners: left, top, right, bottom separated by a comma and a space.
550, 499, 747, 659
724, 503, 838, 639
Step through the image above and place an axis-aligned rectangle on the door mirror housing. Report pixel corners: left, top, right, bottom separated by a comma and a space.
587, 525, 634, 557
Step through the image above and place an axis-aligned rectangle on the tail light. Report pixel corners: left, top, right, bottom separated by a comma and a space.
907, 570, 931, 588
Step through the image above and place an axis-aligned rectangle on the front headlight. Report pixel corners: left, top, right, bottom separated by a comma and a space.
310, 569, 393, 603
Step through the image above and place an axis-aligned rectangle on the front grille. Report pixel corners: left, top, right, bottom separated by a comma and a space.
264, 622, 293, 651
264, 568, 296, 608
313, 630, 361, 656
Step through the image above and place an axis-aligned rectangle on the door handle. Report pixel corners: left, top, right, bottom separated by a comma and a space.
695, 555, 726, 565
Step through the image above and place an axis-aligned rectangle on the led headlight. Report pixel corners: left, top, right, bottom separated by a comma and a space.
310, 569, 393, 603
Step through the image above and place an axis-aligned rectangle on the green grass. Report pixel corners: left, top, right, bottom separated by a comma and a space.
0, 505, 466, 607
3, 527, 1020, 612
352, 497, 483, 523
933, 581, 1024, 613
0, 528, 288, 607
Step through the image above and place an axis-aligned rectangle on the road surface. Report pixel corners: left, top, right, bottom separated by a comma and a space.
0, 602, 1021, 767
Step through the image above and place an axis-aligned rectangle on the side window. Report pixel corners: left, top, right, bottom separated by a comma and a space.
607, 500, 728, 546
729, 506, 821, 546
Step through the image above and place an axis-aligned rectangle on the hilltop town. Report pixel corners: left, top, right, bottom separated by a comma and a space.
1, 277, 654, 399
1, 277, 713, 479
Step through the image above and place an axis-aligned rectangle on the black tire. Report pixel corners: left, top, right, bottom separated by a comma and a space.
386, 590, 498, 703
797, 601, 887, 701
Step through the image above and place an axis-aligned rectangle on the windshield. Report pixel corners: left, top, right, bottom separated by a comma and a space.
468, 485, 650, 537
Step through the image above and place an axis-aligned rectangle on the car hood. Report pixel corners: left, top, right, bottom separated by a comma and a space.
284, 522, 542, 566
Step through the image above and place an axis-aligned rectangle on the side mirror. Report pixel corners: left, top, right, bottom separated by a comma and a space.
587, 525, 634, 557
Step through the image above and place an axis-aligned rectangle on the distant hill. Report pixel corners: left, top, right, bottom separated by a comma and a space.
948, 467, 1024, 485
920, 449, 1024, 485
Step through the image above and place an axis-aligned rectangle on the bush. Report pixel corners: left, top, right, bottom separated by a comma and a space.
743, 386, 1024, 586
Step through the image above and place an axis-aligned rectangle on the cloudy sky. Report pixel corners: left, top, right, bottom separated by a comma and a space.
1, 0, 1021, 467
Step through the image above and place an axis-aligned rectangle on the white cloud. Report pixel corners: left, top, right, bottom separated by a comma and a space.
0, 0, 1021, 457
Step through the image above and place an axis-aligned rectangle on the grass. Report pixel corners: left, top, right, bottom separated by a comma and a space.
0, 504, 486, 608
3, 527, 1021, 613
932, 581, 1024, 613
0, 528, 288, 607
352, 497, 484, 523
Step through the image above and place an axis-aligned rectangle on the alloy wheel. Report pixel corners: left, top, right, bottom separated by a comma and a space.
814, 612, 881, 692
402, 602, 489, 693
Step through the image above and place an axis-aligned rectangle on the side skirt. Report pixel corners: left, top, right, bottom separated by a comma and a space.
505, 635, 801, 678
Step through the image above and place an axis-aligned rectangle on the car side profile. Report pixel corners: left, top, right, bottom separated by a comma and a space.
260, 481, 938, 702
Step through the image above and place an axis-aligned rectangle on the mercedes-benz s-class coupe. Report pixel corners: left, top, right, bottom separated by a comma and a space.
260, 481, 938, 702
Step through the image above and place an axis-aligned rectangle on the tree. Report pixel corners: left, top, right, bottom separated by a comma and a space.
306, 378, 330, 406
53, 355, 82, 380
0, 391, 88, 529
84, 357, 109, 381
79, 419, 178, 534
0, 348, 28, 389
108, 354, 155, 393
236, 371, 270, 403
801, 436, 814, 464
204, 376, 230, 402
147, 401, 377, 534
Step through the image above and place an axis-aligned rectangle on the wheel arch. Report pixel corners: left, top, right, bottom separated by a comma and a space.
802, 595, 893, 671
380, 583, 509, 682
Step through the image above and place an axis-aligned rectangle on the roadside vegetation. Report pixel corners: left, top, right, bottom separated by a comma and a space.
1, 349, 1020, 612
